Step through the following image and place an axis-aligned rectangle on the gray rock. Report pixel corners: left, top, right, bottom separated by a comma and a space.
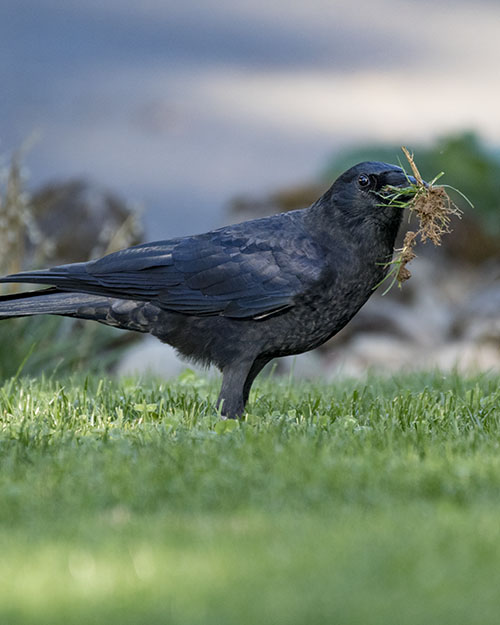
273, 351, 327, 379
116, 336, 211, 378
29, 180, 143, 265
431, 341, 500, 373
452, 267, 500, 343
327, 334, 416, 377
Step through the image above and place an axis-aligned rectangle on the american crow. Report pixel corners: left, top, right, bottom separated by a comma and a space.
0, 162, 416, 418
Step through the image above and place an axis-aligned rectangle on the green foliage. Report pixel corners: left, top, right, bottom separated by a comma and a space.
324, 131, 500, 233
1, 372, 500, 623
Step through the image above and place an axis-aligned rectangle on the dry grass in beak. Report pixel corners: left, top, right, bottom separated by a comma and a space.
379, 147, 469, 294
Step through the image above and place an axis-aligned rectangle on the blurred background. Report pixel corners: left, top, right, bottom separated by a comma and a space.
1, 0, 500, 379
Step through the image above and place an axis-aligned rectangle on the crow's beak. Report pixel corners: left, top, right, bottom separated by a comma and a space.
378, 169, 428, 204
383, 169, 424, 189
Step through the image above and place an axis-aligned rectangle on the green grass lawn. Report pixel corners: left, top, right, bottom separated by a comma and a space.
1, 369, 500, 624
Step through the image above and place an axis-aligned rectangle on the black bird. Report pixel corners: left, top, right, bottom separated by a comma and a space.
0, 162, 415, 418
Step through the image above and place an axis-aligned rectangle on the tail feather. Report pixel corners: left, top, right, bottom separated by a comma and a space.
0, 287, 114, 321
0, 264, 98, 293
0, 288, 155, 334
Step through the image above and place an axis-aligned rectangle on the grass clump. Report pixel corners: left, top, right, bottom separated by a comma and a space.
380, 146, 468, 292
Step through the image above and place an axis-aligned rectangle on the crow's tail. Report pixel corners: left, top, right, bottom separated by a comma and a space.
0, 288, 154, 334
0, 287, 116, 322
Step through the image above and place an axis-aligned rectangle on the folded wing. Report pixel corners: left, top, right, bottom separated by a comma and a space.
0, 213, 327, 319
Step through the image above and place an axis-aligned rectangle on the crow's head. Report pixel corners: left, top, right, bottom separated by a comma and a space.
333, 161, 419, 209
320, 161, 423, 240
308, 161, 426, 252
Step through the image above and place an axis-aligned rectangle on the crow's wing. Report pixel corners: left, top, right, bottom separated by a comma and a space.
0, 213, 328, 319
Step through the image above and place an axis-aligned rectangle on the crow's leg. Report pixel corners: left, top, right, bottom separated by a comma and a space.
242, 356, 272, 407
217, 356, 270, 419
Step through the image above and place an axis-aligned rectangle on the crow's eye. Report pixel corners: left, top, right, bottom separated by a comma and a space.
358, 173, 371, 189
